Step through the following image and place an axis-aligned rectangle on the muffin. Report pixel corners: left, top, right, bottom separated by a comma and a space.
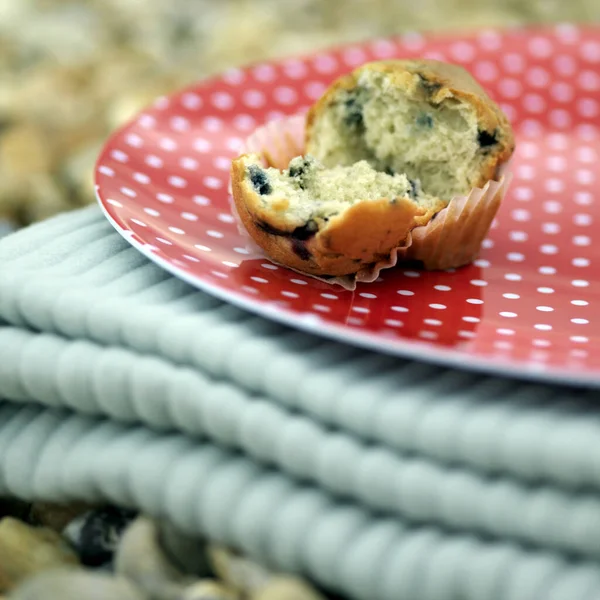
231, 59, 514, 278
230, 153, 444, 277
306, 59, 515, 199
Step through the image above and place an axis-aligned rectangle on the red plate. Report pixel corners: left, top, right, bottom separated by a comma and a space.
96, 25, 600, 386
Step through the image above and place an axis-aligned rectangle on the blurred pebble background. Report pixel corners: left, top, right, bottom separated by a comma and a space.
0, 0, 599, 228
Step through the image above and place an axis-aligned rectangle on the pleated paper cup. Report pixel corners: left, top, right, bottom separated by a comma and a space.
231, 114, 512, 290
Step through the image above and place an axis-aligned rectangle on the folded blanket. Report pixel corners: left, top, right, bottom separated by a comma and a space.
1, 206, 600, 600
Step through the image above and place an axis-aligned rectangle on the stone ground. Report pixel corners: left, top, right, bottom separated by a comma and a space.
0, 500, 333, 599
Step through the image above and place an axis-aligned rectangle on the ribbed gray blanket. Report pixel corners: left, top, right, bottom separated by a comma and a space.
1, 206, 600, 600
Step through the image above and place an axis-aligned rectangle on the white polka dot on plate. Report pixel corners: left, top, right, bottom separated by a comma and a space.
573, 235, 591, 246
523, 93, 546, 113
214, 156, 231, 171
497, 328, 515, 336
120, 187, 137, 198
133, 172, 151, 184
171, 116, 191, 132
138, 114, 156, 129
125, 133, 144, 148
581, 40, 600, 63
168, 175, 187, 188
274, 86, 298, 105
160, 138, 178, 151
211, 92, 235, 111
473, 61, 498, 82
519, 142, 538, 159
578, 98, 600, 118
528, 36, 554, 58
222, 68, 246, 85
536, 306, 554, 312
463, 316, 480, 323
385, 319, 404, 327
573, 257, 590, 267
545, 178, 565, 193
458, 330, 476, 339
181, 92, 203, 110
313, 54, 338, 72
111, 149, 129, 163
540, 244, 558, 255
579, 70, 600, 91
243, 90, 266, 108
577, 169, 595, 185
226, 137, 244, 153
304, 81, 329, 101
98, 165, 115, 177
549, 109, 572, 128
532, 339, 551, 347
503, 53, 525, 73
203, 117, 223, 132
342, 47, 368, 66
146, 155, 164, 168
313, 304, 331, 313
513, 186, 533, 201
516, 165, 535, 180
526, 67, 550, 88
194, 195, 210, 206
572, 279, 590, 288
283, 59, 308, 79
543, 201, 562, 215
180, 157, 199, 170
546, 156, 566, 172
509, 231, 528, 242
233, 114, 256, 131
194, 138, 212, 153
577, 147, 597, 163
203, 176, 222, 189
512, 208, 531, 222
252, 64, 276, 82
157, 193, 174, 204
450, 41, 476, 62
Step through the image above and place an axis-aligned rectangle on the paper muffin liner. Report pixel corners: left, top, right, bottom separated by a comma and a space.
230, 114, 512, 291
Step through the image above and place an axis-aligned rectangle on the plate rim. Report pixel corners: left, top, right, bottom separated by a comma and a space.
95, 23, 600, 389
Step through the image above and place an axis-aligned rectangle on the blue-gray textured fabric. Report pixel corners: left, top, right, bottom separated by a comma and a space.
1, 206, 600, 600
